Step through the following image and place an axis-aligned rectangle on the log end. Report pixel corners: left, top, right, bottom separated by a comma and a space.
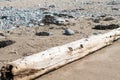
0, 64, 14, 80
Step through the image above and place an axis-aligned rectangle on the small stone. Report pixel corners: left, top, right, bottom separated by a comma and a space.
0, 33, 4, 36
27, 24, 34, 27
64, 29, 75, 35
93, 33, 98, 35
36, 32, 53, 36
55, 18, 66, 25
39, 23, 45, 26
42, 14, 55, 24
112, 8, 119, 11
49, 5, 55, 8
103, 17, 114, 21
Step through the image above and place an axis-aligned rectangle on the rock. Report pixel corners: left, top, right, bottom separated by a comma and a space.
39, 23, 45, 26
64, 29, 75, 35
54, 13, 74, 18
93, 32, 102, 35
93, 33, 98, 35
36, 32, 53, 36
1, 16, 8, 20
0, 33, 4, 36
0, 40, 15, 48
112, 8, 119, 11
90, 17, 101, 23
93, 24, 119, 30
55, 18, 66, 25
42, 14, 55, 25
103, 17, 114, 21
42, 14, 69, 26
27, 23, 34, 27
49, 5, 55, 8
93, 18, 100, 23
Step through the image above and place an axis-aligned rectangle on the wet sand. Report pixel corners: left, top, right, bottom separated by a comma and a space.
36, 40, 120, 80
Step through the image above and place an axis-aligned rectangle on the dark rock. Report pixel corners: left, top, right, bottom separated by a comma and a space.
93, 24, 119, 30
49, 27, 54, 29
0, 40, 15, 48
39, 8, 48, 11
42, 14, 55, 25
93, 18, 100, 23
49, 5, 55, 8
36, 32, 53, 36
0, 33, 4, 36
90, 17, 101, 23
112, 7, 119, 11
1, 16, 8, 20
53, 13, 74, 18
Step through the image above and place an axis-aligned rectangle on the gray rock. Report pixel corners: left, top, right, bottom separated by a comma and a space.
103, 17, 114, 21
27, 23, 34, 27
64, 29, 75, 35
55, 18, 66, 25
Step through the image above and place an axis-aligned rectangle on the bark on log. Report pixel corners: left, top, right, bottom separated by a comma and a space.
1, 28, 120, 80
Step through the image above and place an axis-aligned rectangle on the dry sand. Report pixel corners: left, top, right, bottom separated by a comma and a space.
0, 0, 112, 9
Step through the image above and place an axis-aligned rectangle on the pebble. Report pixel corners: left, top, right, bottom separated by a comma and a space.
64, 29, 75, 35
36, 32, 54, 36
103, 16, 114, 21
55, 18, 66, 25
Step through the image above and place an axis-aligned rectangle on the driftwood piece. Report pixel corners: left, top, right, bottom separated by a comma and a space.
1, 28, 120, 80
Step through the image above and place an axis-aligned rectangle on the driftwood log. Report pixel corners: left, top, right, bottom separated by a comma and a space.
1, 28, 120, 80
